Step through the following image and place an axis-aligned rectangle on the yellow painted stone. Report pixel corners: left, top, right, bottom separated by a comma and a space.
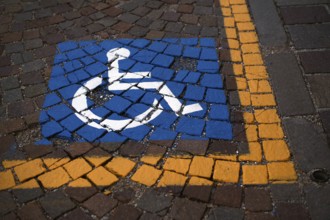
219, 0, 230, 6
68, 178, 93, 188
188, 156, 214, 178
239, 32, 258, 43
208, 154, 237, 161
232, 64, 244, 75
241, 43, 260, 54
2, 159, 26, 169
14, 178, 40, 190
242, 165, 268, 185
223, 17, 235, 27
131, 165, 162, 186
245, 66, 268, 80
230, 50, 242, 62
188, 176, 213, 186
232, 5, 249, 14
14, 159, 46, 182
38, 167, 71, 188
0, 170, 16, 190
234, 77, 248, 90
243, 54, 264, 65
157, 171, 187, 188
84, 149, 111, 167
225, 28, 237, 39
163, 158, 191, 175
243, 112, 255, 123
226, 39, 240, 49
237, 22, 255, 31
248, 80, 272, 93
105, 157, 136, 177
251, 94, 276, 106
263, 140, 291, 161
245, 124, 258, 142
213, 160, 240, 183
229, 0, 246, 4
221, 7, 232, 16
259, 124, 284, 139
267, 162, 297, 181
254, 109, 280, 123
234, 13, 251, 22
63, 158, 92, 179
141, 156, 162, 166
239, 142, 262, 162
238, 91, 251, 106
87, 166, 118, 187
43, 156, 70, 170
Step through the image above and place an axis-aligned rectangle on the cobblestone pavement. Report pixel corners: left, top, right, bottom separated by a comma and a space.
0, 0, 329, 219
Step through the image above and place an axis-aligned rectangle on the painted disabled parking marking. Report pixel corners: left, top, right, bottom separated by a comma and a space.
39, 38, 233, 144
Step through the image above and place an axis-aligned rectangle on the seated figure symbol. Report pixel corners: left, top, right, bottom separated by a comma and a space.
71, 47, 203, 131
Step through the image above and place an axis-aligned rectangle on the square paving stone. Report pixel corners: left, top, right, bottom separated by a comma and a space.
207, 207, 244, 220
245, 188, 273, 212
275, 203, 309, 220
83, 193, 118, 218
59, 208, 93, 220
40, 191, 76, 219
170, 198, 207, 220
213, 185, 242, 208
111, 204, 142, 219
18, 202, 47, 220
0, 192, 16, 216
137, 189, 173, 213
307, 75, 330, 108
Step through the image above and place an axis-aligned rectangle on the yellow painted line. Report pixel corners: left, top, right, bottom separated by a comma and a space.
0, 0, 298, 193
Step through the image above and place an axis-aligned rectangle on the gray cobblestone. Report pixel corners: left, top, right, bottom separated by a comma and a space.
0, 76, 19, 90
5, 42, 24, 53
25, 39, 43, 50
24, 84, 47, 98
3, 89, 23, 103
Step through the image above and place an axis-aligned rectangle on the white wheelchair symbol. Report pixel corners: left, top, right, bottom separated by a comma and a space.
71, 47, 203, 131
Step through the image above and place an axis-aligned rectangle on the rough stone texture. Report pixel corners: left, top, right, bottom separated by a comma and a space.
83, 193, 117, 218
170, 198, 207, 220
299, 50, 330, 74
275, 203, 309, 220
213, 185, 242, 208
270, 184, 302, 202
207, 207, 244, 220
137, 189, 173, 213
17, 202, 47, 220
111, 205, 142, 220
304, 184, 330, 220
0, 192, 16, 216
265, 52, 315, 116
280, 5, 330, 25
283, 117, 330, 171
307, 75, 330, 108
320, 110, 330, 144
245, 188, 272, 212
287, 24, 330, 49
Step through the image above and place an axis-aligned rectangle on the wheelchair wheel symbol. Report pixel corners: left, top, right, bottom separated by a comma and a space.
71, 47, 203, 131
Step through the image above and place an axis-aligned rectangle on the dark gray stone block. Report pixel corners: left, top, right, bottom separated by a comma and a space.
304, 184, 330, 220
265, 52, 315, 116
307, 75, 330, 108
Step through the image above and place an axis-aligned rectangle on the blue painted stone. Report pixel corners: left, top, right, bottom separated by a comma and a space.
162, 38, 179, 43
57, 130, 72, 139
181, 38, 198, 46
63, 60, 84, 73
43, 93, 62, 108
60, 114, 85, 132
184, 85, 205, 101
48, 76, 70, 91
148, 41, 168, 52
176, 116, 205, 136
116, 58, 136, 71
200, 48, 218, 61
174, 70, 189, 82
42, 121, 63, 138
126, 103, 151, 120
132, 50, 157, 63
130, 62, 153, 73
121, 123, 151, 141
47, 104, 74, 121
39, 111, 50, 124
76, 124, 105, 142
104, 96, 132, 114
205, 121, 232, 140
184, 101, 207, 118
35, 138, 53, 145
58, 84, 85, 100
200, 74, 223, 88
92, 107, 110, 119
99, 40, 122, 50
205, 88, 226, 104
122, 88, 145, 102
200, 38, 216, 47
151, 67, 174, 81
67, 69, 91, 83
116, 38, 133, 45
152, 54, 175, 68
209, 104, 230, 121
181, 134, 208, 140
93, 52, 108, 64
183, 71, 201, 83
85, 62, 108, 76
51, 65, 65, 78
81, 56, 95, 65
99, 132, 127, 143
183, 46, 201, 59
149, 111, 177, 129
53, 54, 68, 65
163, 81, 185, 97
197, 61, 219, 73
79, 40, 95, 47
123, 46, 139, 56
67, 49, 87, 60
140, 92, 163, 106
164, 44, 183, 57
149, 128, 177, 140
130, 39, 150, 48
159, 97, 183, 111
83, 44, 102, 55
58, 41, 78, 52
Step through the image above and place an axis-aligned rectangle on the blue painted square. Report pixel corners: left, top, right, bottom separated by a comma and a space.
40, 38, 233, 146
